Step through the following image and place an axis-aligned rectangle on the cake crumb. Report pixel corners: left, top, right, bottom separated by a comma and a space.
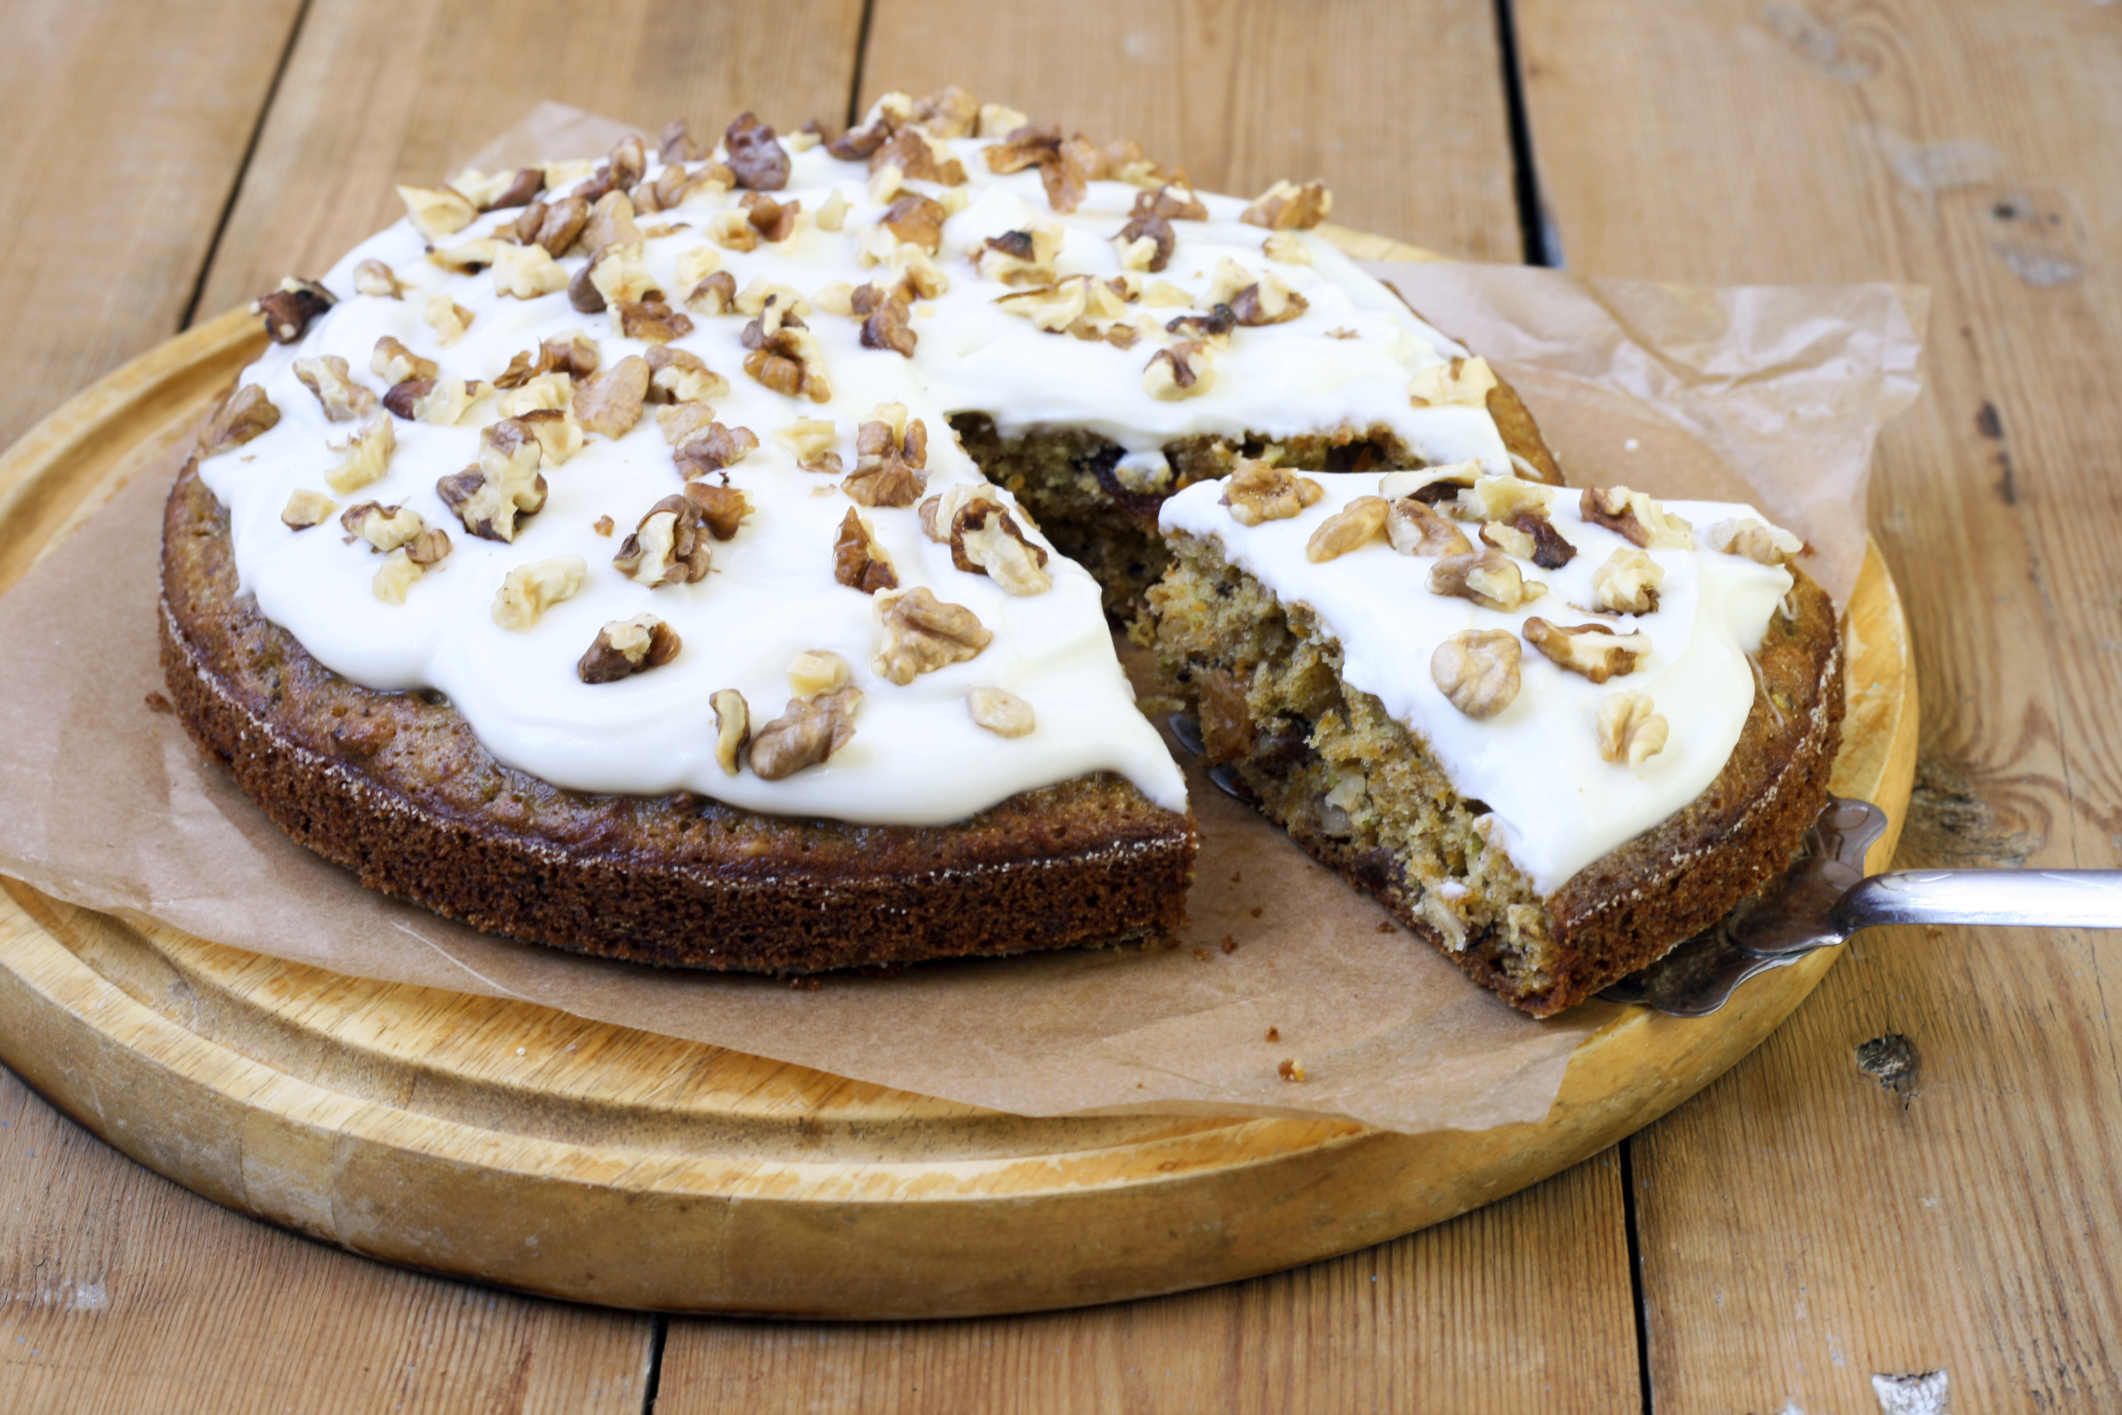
1249, 907, 1263, 918
1230, 870, 1242, 882
788, 976, 822, 991
1265, 1026, 1280, 1042
144, 691, 174, 715
1277, 1058, 1306, 1083
1192, 947, 1212, 961
1219, 935, 1237, 954
593, 515, 614, 536
1375, 921, 1394, 933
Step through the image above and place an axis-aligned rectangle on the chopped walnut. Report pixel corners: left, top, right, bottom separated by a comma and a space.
575, 355, 651, 438
661, 118, 700, 165
833, 508, 898, 594
293, 355, 376, 422
395, 184, 477, 239
977, 102, 1029, 138
494, 371, 571, 418
1384, 497, 1472, 557
917, 482, 994, 542
203, 379, 276, 449
1593, 548, 1665, 614
976, 224, 1062, 286
492, 556, 587, 631
530, 196, 591, 257
710, 688, 749, 774
280, 488, 335, 529
427, 237, 502, 275
1704, 516, 1802, 565
1110, 185, 1206, 274
775, 418, 842, 473
874, 193, 948, 255
515, 407, 583, 464
1305, 496, 1389, 562
706, 208, 759, 253
1261, 232, 1313, 265
437, 419, 547, 541
912, 85, 981, 139
1500, 511, 1576, 569
844, 411, 927, 507
593, 515, 615, 537
834, 93, 914, 159
1228, 274, 1308, 327
1241, 179, 1332, 230
874, 587, 991, 685
373, 549, 423, 605
353, 259, 403, 298
872, 127, 966, 186
1581, 486, 1695, 550
673, 422, 759, 479
788, 649, 852, 698
424, 295, 473, 347
675, 245, 723, 287
339, 500, 427, 553
1597, 691, 1669, 766
484, 166, 546, 211
741, 322, 832, 402
1408, 355, 1498, 409
741, 190, 803, 242
582, 190, 643, 254
967, 687, 1035, 738
857, 282, 917, 357
493, 243, 569, 298
324, 418, 395, 495
579, 614, 681, 684
952, 498, 1052, 595
1457, 472, 1556, 524
254, 278, 336, 344
1523, 618, 1649, 684
749, 687, 861, 781
645, 345, 728, 404
1221, 460, 1324, 526
1430, 630, 1521, 719
1142, 280, 1192, 308
371, 336, 438, 386
725, 111, 791, 190
618, 298, 694, 343
735, 279, 813, 330
983, 123, 1090, 213
1428, 549, 1546, 611
645, 158, 731, 212
682, 480, 751, 538
588, 241, 658, 309
1481, 520, 1536, 560
815, 189, 849, 232
685, 270, 740, 315
1379, 461, 1482, 505
1144, 339, 1216, 399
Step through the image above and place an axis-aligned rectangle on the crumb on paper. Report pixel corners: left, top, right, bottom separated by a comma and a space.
1220, 934, 1237, 954
593, 515, 614, 536
1249, 907, 1263, 918
1230, 870, 1241, 882
1277, 1058, 1307, 1083
1192, 947, 1212, 961
1265, 1026, 1280, 1043
144, 691, 174, 715
1375, 921, 1395, 933
789, 976, 822, 991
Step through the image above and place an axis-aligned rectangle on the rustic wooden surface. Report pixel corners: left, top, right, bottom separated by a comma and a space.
0, 0, 2107, 1409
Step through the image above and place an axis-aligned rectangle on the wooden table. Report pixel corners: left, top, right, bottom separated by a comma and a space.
0, 1, 2113, 1409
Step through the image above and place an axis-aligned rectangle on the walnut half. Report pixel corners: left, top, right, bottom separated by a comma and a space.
578, 614, 681, 683
1522, 618, 1650, 684
437, 420, 546, 541
492, 556, 586, 631
750, 687, 862, 781
874, 587, 991, 685
1428, 550, 1545, 612
1597, 691, 1669, 766
1305, 496, 1389, 563
612, 495, 713, 587
951, 499, 1052, 595
833, 508, 898, 594
1431, 630, 1521, 719
844, 408, 927, 507
200, 384, 279, 458
1221, 460, 1324, 526
1582, 485, 1695, 550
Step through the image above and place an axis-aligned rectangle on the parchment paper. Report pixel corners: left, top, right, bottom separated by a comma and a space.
0, 109, 1926, 1135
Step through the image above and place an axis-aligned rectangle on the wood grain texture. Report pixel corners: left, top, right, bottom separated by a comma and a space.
656, 1152, 1637, 1415
0, 0, 302, 450
191, 0, 868, 322
857, 0, 1524, 261
1515, 0, 2122, 1408
0, 1069, 651, 1415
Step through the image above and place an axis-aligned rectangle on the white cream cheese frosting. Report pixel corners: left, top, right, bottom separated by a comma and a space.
1159, 474, 1797, 893
197, 117, 1521, 827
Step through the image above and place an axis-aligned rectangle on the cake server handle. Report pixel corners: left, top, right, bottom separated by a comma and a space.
1828, 868, 2122, 936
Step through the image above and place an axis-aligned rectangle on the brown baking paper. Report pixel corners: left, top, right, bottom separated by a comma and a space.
0, 110, 1926, 1135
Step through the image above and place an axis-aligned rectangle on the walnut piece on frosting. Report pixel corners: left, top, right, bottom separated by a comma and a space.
787, 649, 852, 699
587, 241, 657, 310
339, 500, 427, 553
1221, 460, 1324, 526
1457, 472, 1555, 524
977, 224, 1063, 286
1705, 516, 1803, 566
201, 384, 279, 457
353, 259, 403, 298
371, 336, 437, 386
742, 319, 832, 403
977, 102, 1029, 138
578, 614, 681, 684
492, 556, 586, 631
396, 184, 477, 239
423, 295, 473, 347
673, 421, 759, 478
254, 278, 336, 344
493, 243, 569, 299
1384, 497, 1472, 557
917, 482, 993, 542
1431, 630, 1521, 719
1592, 547, 1664, 614
1582, 486, 1695, 550
373, 549, 424, 605
1261, 232, 1312, 265
874, 587, 991, 685
1597, 691, 1669, 766
749, 687, 861, 781
1428, 549, 1545, 611
951, 498, 1052, 596
682, 480, 752, 539
776, 418, 843, 474
1144, 338, 1216, 399
814, 189, 849, 232
280, 489, 335, 529
293, 355, 376, 422
724, 111, 790, 191
645, 345, 728, 404
1241, 179, 1331, 230
1407, 355, 1498, 410
437, 419, 547, 541
968, 687, 1035, 738
843, 407, 927, 507
618, 298, 694, 344
1305, 496, 1389, 563
684, 270, 739, 316
1523, 618, 1650, 684
324, 418, 395, 495
582, 190, 643, 253
833, 508, 898, 594
612, 494, 713, 588
575, 355, 651, 439
710, 689, 749, 775
514, 407, 582, 464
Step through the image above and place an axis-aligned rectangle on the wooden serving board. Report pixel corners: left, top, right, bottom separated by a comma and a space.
0, 243, 1916, 1318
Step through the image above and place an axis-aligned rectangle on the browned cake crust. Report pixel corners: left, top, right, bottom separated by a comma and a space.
160, 455, 1196, 972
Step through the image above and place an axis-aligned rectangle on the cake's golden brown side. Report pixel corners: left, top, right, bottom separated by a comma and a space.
1148, 532, 1842, 1017
160, 455, 1196, 972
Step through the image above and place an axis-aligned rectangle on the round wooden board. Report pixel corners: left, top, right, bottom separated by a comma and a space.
0, 246, 1917, 1318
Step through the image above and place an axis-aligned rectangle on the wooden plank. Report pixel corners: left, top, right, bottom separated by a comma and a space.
0, 1067, 650, 1414
656, 1150, 1638, 1415
0, 0, 302, 450
191, 0, 870, 320
1514, 1, 2122, 1409
856, 0, 1525, 261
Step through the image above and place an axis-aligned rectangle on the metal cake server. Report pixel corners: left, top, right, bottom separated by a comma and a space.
1167, 716, 2122, 1016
